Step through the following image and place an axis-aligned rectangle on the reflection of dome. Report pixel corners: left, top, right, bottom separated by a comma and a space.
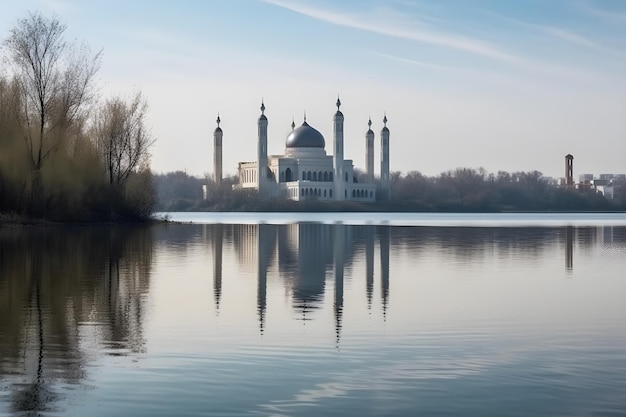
286, 121, 325, 148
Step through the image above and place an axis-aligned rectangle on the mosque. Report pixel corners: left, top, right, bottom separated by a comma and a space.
212, 98, 390, 202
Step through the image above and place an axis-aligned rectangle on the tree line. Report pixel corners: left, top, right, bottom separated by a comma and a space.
154, 167, 625, 212
388, 168, 624, 212
0, 12, 154, 222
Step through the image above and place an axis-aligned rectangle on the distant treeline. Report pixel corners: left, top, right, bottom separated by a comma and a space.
154, 168, 626, 213
0, 13, 154, 222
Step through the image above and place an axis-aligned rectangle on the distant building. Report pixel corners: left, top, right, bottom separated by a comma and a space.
565, 154, 574, 187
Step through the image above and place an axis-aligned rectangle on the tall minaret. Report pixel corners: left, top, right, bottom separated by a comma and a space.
333, 97, 345, 201
365, 117, 375, 183
257, 101, 268, 193
213, 114, 223, 185
380, 114, 390, 199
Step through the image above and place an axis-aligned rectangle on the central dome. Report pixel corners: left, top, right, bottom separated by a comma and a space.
285, 121, 325, 148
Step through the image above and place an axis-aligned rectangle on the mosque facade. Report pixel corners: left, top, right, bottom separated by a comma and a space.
213, 99, 390, 202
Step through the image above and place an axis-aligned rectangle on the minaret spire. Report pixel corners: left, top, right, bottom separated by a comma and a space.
257, 100, 269, 194
366, 116, 375, 183
291, 118, 295, 131
213, 113, 223, 185
333, 97, 345, 201
380, 113, 390, 200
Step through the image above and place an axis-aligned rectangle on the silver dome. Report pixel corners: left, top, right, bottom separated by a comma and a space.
285, 121, 325, 148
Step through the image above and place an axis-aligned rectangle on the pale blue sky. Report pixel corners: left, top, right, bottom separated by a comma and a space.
1, 0, 625, 179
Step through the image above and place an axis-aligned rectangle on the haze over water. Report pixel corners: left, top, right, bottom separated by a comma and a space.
1, 213, 625, 416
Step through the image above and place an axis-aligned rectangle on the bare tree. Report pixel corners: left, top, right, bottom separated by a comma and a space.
441, 167, 486, 205
94, 92, 154, 186
3, 12, 100, 207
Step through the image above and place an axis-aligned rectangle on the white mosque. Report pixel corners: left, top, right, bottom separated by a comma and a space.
212, 98, 390, 202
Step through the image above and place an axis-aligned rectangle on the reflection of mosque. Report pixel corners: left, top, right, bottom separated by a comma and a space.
208, 224, 626, 338
211, 224, 391, 340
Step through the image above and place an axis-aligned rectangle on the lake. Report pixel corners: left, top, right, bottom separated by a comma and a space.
1, 213, 626, 416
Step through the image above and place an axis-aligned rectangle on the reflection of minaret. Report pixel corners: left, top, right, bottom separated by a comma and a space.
334, 224, 345, 346
365, 225, 375, 310
379, 226, 390, 319
213, 224, 223, 313
257, 224, 275, 334
565, 226, 574, 272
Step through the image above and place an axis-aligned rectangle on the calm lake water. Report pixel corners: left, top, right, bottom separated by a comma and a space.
1, 213, 626, 416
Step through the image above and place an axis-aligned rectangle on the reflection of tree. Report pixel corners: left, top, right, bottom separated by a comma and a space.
0, 227, 153, 415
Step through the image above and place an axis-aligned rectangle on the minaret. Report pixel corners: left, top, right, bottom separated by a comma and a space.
333, 97, 345, 201
366, 117, 375, 183
380, 114, 390, 199
213, 115, 223, 185
257, 101, 268, 193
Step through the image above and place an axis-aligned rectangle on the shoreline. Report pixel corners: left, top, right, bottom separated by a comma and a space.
3, 209, 625, 228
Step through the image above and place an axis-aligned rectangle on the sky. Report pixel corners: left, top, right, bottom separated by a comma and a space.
1, 0, 625, 179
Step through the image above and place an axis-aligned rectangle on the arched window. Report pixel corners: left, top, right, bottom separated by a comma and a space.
318, 171, 323, 182
313, 172, 317, 181
330, 189, 333, 198
286, 168, 293, 182
345, 172, 348, 182
280, 171, 285, 182
330, 172, 333, 181
323, 189, 327, 197
302, 172, 306, 180
352, 190, 356, 198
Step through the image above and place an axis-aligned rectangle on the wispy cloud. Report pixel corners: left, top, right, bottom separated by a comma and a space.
577, 0, 626, 23
262, 0, 524, 65
263, 0, 621, 85
375, 52, 454, 72
485, 11, 618, 55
